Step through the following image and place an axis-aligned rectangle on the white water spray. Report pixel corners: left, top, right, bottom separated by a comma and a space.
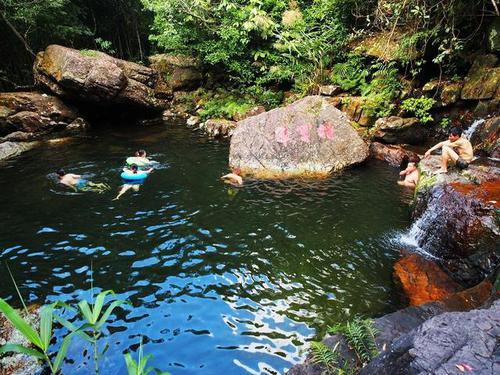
463, 118, 485, 140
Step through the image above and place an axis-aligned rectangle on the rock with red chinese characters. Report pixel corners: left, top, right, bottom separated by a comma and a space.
229, 95, 369, 178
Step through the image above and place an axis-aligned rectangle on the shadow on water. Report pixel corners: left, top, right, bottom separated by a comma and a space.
0, 122, 413, 374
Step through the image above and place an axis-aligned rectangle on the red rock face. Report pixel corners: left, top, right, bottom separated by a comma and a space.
450, 180, 500, 209
394, 254, 462, 306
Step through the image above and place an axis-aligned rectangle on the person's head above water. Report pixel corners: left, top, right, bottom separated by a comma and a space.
131, 164, 139, 173
56, 168, 65, 178
137, 149, 147, 157
232, 167, 242, 176
448, 127, 462, 142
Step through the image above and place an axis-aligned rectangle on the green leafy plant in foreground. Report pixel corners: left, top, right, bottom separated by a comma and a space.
328, 317, 378, 365
124, 338, 170, 375
57, 290, 128, 374
0, 299, 74, 374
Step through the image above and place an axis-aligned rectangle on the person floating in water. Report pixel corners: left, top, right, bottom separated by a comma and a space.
424, 127, 473, 174
221, 168, 243, 186
113, 164, 153, 200
126, 149, 151, 168
398, 156, 420, 188
56, 169, 110, 193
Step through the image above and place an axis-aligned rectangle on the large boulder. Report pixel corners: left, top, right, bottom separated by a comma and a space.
34, 45, 166, 110
200, 119, 237, 138
411, 156, 499, 286
394, 253, 462, 306
470, 116, 500, 158
361, 300, 500, 375
461, 54, 500, 100
149, 54, 203, 91
0, 92, 78, 136
372, 116, 427, 145
229, 96, 369, 178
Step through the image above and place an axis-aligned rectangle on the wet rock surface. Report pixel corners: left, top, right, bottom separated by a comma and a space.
369, 142, 419, 167
394, 253, 462, 306
470, 116, 499, 158
0, 141, 39, 161
229, 96, 369, 178
34, 45, 166, 110
412, 156, 499, 286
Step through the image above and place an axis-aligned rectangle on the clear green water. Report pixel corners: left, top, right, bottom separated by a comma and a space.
0, 122, 411, 374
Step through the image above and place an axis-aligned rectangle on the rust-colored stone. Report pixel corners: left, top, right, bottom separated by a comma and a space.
449, 180, 500, 208
394, 254, 462, 306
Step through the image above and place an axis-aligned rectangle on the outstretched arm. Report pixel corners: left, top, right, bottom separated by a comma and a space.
424, 141, 447, 157
113, 185, 133, 200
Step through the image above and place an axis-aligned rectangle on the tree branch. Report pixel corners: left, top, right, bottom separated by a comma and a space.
0, 10, 36, 57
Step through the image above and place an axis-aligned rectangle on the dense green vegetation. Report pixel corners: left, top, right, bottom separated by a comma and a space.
1, 1, 498, 116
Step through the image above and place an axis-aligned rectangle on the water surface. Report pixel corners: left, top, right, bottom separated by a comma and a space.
0, 122, 411, 374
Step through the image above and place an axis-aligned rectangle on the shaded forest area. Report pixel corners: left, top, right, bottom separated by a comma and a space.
0, 0, 151, 90
1, 0, 499, 93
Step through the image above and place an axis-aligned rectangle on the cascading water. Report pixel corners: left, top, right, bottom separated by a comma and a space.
463, 118, 485, 139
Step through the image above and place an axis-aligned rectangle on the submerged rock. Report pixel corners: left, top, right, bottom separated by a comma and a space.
34, 45, 166, 110
0, 91, 78, 136
229, 96, 369, 178
394, 253, 462, 306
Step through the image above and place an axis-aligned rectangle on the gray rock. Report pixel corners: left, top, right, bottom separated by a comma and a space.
318, 85, 342, 96
149, 54, 203, 91
229, 96, 369, 178
201, 119, 236, 138
0, 141, 38, 161
34, 45, 167, 110
363, 300, 500, 375
0, 91, 78, 137
470, 116, 499, 158
186, 115, 200, 127
372, 116, 427, 145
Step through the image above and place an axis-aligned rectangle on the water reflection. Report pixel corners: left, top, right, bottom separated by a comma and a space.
0, 124, 410, 374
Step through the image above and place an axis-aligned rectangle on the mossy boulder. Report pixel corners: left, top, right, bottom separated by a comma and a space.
350, 30, 421, 62
34, 45, 166, 110
461, 54, 500, 100
327, 96, 374, 127
149, 54, 203, 91
470, 116, 500, 158
372, 116, 427, 145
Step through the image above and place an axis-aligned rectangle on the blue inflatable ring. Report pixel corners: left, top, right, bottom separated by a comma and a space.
121, 171, 148, 180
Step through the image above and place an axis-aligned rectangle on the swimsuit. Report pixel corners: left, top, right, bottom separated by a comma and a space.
75, 179, 88, 189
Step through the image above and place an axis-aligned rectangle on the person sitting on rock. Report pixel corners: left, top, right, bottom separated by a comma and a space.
56, 169, 109, 193
398, 156, 420, 188
221, 168, 243, 186
424, 127, 473, 174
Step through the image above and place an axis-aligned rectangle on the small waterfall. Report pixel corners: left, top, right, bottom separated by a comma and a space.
463, 118, 485, 140
395, 199, 445, 260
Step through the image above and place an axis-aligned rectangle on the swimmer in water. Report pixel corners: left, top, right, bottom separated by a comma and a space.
398, 156, 420, 188
56, 169, 110, 193
113, 164, 153, 200
221, 168, 243, 186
